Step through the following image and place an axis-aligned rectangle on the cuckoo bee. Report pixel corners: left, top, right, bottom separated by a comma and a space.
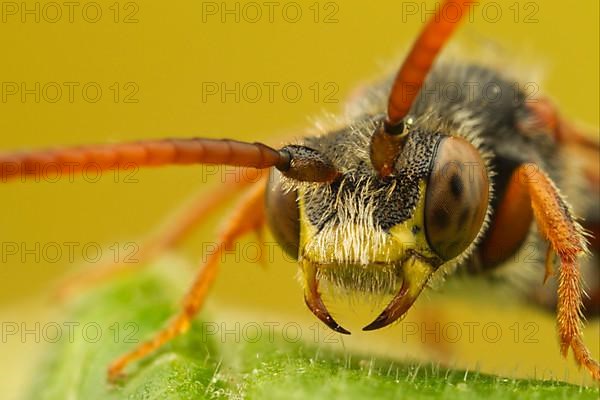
2, 0, 598, 381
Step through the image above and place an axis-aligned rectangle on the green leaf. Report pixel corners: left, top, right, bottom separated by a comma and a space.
27, 260, 599, 400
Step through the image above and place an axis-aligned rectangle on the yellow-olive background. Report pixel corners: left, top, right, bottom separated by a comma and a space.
0, 1, 598, 398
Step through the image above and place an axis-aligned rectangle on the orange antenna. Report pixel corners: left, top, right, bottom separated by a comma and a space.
370, 0, 475, 177
387, 0, 474, 126
0, 138, 338, 183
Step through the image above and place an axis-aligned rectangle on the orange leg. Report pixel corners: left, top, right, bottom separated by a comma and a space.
56, 168, 262, 299
515, 164, 600, 380
107, 177, 268, 381
519, 97, 600, 196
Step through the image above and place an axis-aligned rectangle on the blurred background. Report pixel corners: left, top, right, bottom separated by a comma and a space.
0, 1, 598, 398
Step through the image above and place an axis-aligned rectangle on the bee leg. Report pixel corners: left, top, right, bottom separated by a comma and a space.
543, 243, 556, 284
518, 99, 600, 315
55, 169, 262, 300
519, 98, 600, 211
515, 163, 600, 380
107, 177, 268, 382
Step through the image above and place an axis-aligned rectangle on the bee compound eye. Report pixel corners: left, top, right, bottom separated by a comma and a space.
265, 169, 300, 259
424, 136, 490, 260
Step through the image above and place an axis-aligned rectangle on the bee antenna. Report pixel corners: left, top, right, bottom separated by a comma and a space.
277, 145, 340, 183
370, 0, 474, 177
1, 138, 338, 184
386, 0, 474, 127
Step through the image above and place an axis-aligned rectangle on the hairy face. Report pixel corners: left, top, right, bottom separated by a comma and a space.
266, 114, 491, 332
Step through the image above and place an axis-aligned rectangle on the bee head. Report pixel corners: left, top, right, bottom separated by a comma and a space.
266, 115, 491, 333
264, 0, 483, 333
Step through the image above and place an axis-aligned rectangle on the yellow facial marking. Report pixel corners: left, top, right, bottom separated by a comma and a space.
299, 181, 437, 265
